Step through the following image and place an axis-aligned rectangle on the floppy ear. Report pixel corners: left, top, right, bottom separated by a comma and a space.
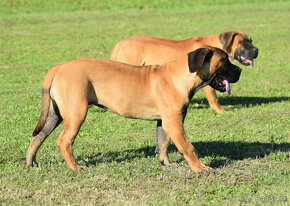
188, 48, 213, 73
219, 31, 238, 52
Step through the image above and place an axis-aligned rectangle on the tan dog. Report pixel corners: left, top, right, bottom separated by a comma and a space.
26, 47, 241, 172
110, 31, 258, 114
110, 31, 258, 159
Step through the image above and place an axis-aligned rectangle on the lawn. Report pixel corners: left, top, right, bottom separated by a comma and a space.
0, 0, 289, 205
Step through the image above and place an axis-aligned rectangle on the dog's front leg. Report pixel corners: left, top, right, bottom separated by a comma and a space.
155, 120, 175, 166
162, 116, 212, 172
203, 86, 226, 114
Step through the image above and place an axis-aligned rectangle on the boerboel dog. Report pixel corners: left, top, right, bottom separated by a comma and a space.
110, 31, 258, 159
26, 47, 241, 172
110, 31, 258, 113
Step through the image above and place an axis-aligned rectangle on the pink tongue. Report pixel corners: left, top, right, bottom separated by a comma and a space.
244, 59, 254, 67
222, 79, 231, 96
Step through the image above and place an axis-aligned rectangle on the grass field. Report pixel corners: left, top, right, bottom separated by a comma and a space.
0, 0, 289, 205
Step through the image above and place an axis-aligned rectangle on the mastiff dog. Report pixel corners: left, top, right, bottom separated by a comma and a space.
26, 47, 241, 172
110, 31, 258, 158
110, 31, 258, 113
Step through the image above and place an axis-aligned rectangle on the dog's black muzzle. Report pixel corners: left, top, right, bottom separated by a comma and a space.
209, 64, 242, 93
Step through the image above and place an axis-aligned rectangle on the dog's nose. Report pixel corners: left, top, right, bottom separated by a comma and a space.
253, 47, 259, 57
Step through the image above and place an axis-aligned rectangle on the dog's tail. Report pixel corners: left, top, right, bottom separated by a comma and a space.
110, 41, 122, 61
32, 66, 59, 137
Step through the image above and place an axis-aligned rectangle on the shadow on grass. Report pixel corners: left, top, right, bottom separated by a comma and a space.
190, 96, 289, 108
81, 141, 289, 168
82, 96, 289, 167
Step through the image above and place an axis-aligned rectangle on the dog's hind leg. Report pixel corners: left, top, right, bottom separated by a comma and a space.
56, 102, 88, 170
155, 120, 174, 166
26, 100, 62, 167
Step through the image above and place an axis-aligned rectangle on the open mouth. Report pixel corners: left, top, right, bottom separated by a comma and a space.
222, 79, 231, 96
210, 77, 231, 96
240, 56, 254, 67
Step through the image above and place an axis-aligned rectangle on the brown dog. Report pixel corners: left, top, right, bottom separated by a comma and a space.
26, 47, 241, 172
110, 31, 258, 159
110, 31, 258, 113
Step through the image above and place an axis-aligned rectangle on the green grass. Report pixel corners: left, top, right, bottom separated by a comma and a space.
0, 0, 289, 205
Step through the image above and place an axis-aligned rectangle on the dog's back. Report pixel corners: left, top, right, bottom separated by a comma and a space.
110, 36, 194, 66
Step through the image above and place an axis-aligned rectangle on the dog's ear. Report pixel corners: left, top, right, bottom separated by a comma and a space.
188, 48, 213, 73
219, 31, 238, 52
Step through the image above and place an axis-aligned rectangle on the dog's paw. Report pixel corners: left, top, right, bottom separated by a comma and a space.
80, 165, 90, 170
211, 107, 226, 114
202, 165, 213, 172
160, 159, 177, 167
191, 162, 213, 173
24, 160, 39, 168
165, 161, 177, 167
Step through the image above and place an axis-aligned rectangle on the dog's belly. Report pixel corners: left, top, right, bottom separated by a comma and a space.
97, 100, 161, 121
116, 107, 161, 120
88, 78, 160, 120
90, 93, 160, 120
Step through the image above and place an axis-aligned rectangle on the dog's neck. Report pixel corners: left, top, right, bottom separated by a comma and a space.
161, 56, 208, 102
186, 35, 234, 59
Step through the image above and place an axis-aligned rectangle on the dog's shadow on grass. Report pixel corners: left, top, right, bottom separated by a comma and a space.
82, 96, 289, 168
192, 141, 289, 168
82, 141, 289, 169
190, 96, 289, 109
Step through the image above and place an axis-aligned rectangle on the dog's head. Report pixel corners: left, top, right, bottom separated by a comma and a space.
188, 47, 242, 95
219, 31, 258, 66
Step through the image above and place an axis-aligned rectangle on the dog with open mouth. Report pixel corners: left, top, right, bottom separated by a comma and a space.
26, 47, 241, 172
232, 38, 258, 67
111, 31, 258, 113
111, 31, 258, 162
